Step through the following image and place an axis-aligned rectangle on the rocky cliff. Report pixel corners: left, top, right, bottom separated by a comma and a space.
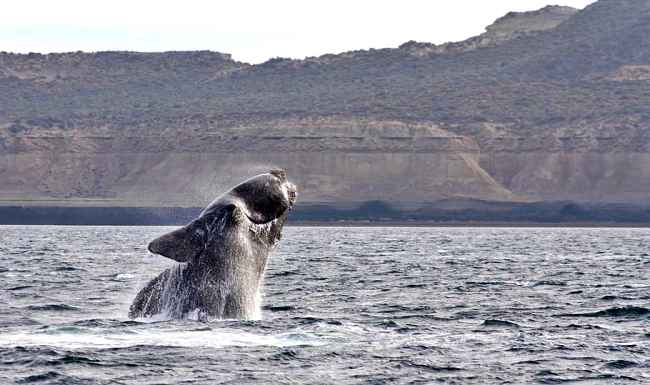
1, 0, 650, 208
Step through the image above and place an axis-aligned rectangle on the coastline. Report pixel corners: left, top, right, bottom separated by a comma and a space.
2, 204, 650, 227
288, 220, 650, 228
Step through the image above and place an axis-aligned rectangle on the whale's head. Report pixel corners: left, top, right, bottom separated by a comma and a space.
147, 170, 297, 263
231, 169, 297, 224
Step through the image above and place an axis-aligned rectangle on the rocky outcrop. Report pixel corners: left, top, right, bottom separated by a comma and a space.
606, 65, 650, 81
486, 6, 578, 35
399, 5, 577, 56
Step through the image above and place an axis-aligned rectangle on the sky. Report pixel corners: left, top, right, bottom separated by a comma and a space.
1, 0, 596, 64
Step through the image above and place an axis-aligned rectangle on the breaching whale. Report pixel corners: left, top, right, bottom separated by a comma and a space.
129, 170, 297, 320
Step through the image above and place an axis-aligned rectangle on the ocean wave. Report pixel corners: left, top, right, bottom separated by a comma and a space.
7, 285, 34, 291
605, 360, 638, 369
482, 319, 520, 328
557, 306, 650, 318
25, 304, 79, 311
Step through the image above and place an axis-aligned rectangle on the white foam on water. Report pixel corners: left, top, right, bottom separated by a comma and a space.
0, 327, 323, 350
115, 273, 135, 280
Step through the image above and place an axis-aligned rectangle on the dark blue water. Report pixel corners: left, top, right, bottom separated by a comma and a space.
1, 225, 649, 384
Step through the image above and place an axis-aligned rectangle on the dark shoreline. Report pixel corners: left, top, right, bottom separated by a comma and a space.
289, 221, 650, 228
2, 201, 650, 226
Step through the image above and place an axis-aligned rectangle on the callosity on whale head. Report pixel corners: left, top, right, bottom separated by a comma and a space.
129, 169, 297, 320
227, 169, 297, 224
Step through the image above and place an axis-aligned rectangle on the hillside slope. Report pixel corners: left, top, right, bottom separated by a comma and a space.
1, 0, 650, 207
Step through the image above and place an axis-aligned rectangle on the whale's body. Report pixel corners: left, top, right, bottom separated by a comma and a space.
129, 170, 297, 320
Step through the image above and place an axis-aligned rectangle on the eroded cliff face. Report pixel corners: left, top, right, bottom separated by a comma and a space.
1, 0, 650, 208
0, 119, 516, 206
3, 115, 650, 206
470, 121, 650, 203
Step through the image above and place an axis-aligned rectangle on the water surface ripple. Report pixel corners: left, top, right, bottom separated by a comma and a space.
1, 226, 649, 384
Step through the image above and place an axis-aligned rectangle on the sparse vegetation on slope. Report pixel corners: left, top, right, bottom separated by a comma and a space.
1, 0, 650, 207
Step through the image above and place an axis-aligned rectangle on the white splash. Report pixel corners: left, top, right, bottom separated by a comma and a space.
156, 263, 191, 318
0, 327, 322, 350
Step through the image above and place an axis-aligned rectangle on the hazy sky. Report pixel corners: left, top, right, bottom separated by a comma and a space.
1, 0, 595, 64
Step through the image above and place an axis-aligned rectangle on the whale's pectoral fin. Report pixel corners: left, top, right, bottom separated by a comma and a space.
147, 219, 206, 262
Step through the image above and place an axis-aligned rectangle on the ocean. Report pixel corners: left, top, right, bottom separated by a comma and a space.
1, 225, 649, 384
